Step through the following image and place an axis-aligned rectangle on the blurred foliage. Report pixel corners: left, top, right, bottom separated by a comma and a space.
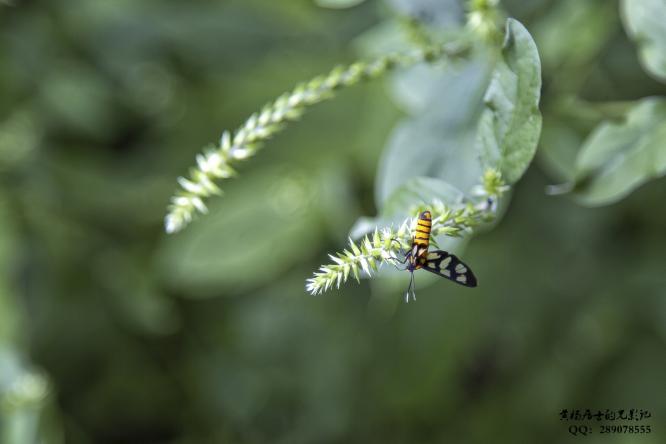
566, 98, 666, 206
621, 0, 666, 82
316, 0, 368, 9
1, 0, 666, 443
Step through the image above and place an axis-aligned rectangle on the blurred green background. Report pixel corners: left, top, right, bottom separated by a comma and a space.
1, 0, 665, 443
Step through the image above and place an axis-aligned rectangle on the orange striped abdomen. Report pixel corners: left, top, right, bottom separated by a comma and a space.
410, 210, 431, 270
413, 211, 432, 247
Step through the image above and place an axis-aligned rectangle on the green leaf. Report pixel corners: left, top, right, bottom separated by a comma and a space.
375, 58, 492, 206
158, 167, 322, 296
375, 19, 541, 208
621, 0, 666, 82
477, 18, 543, 184
567, 97, 666, 206
314, 0, 366, 9
382, 176, 465, 219
352, 176, 465, 238
351, 177, 469, 255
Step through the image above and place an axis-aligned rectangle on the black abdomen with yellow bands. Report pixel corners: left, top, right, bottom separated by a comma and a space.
413, 210, 432, 247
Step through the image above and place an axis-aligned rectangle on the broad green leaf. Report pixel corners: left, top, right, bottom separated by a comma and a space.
569, 97, 666, 206
375, 18, 541, 210
375, 57, 492, 206
158, 166, 343, 296
314, 0, 366, 9
477, 18, 542, 184
381, 176, 465, 219
621, 0, 666, 82
352, 176, 466, 239
390, 55, 491, 118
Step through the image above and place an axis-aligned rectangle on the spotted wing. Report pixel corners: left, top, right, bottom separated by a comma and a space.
423, 250, 477, 287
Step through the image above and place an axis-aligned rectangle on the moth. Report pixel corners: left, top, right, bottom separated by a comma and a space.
394, 210, 477, 302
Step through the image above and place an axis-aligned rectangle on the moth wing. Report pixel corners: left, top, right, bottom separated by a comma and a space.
423, 250, 477, 288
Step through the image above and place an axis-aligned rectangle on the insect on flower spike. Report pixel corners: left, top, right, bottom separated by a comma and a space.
394, 209, 478, 302
305, 170, 508, 296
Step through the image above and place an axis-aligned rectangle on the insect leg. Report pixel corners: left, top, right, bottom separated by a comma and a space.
388, 237, 404, 248
388, 238, 408, 262
387, 240, 410, 270
388, 251, 408, 263
404, 271, 416, 303
389, 261, 410, 272
411, 272, 416, 302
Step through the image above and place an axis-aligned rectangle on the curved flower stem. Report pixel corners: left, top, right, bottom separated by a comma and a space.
164, 42, 471, 234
